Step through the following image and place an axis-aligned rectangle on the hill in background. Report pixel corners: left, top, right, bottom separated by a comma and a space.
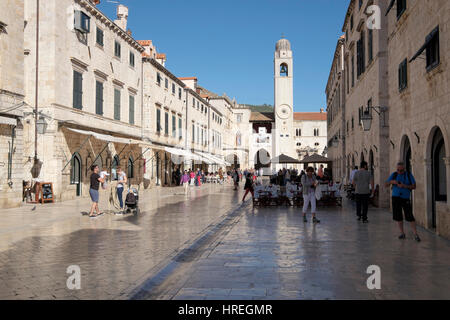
242, 104, 274, 112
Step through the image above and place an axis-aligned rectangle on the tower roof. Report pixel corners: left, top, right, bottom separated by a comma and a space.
276, 38, 291, 52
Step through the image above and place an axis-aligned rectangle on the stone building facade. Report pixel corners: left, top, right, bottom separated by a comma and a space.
327, 0, 449, 238
141, 54, 187, 187
293, 112, 328, 166
326, 36, 346, 182
386, 0, 449, 238
22, 0, 145, 202
336, 0, 391, 208
2, 2, 327, 208
0, 0, 25, 208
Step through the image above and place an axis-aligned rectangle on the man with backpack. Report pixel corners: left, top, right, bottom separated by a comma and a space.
385, 161, 421, 242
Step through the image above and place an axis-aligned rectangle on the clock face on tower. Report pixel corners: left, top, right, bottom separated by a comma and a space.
277, 104, 292, 120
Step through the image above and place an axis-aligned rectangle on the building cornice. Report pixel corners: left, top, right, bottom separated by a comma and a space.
143, 58, 186, 88
77, 0, 145, 53
342, 0, 356, 32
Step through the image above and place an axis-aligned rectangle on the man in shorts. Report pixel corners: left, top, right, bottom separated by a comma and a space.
89, 164, 105, 218
385, 161, 421, 242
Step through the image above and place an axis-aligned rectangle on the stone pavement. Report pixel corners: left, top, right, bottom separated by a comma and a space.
0, 183, 449, 300
0, 183, 244, 299
131, 199, 450, 300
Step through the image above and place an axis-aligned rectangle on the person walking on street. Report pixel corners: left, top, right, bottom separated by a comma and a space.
352, 161, 374, 223
350, 166, 358, 184
242, 173, 255, 202
116, 167, 127, 213
232, 169, 240, 190
301, 167, 320, 223
180, 170, 190, 194
89, 165, 105, 217
285, 169, 291, 184
318, 165, 324, 180
385, 161, 421, 242
189, 170, 195, 186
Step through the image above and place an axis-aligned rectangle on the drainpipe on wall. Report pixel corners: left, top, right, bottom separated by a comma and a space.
33, 0, 40, 168
140, 59, 144, 140
7, 126, 16, 187
185, 90, 189, 169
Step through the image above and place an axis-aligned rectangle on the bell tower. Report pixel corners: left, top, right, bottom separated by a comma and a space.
274, 37, 295, 163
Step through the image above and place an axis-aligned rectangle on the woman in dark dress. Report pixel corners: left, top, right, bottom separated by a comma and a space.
242, 173, 255, 202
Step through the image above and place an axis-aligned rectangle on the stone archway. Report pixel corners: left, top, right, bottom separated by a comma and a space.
400, 135, 412, 173
254, 149, 271, 174
226, 153, 240, 170
425, 126, 448, 231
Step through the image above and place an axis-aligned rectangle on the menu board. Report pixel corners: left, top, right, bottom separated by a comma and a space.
40, 182, 54, 203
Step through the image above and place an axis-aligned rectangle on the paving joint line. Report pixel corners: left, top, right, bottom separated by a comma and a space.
117, 199, 250, 300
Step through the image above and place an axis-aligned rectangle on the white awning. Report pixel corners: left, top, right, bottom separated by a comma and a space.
67, 128, 139, 145
164, 147, 204, 162
0, 116, 17, 126
195, 151, 229, 166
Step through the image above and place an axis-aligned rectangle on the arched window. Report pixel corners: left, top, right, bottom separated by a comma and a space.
71, 153, 82, 184
112, 155, 120, 180
402, 136, 412, 173
71, 153, 82, 197
280, 63, 288, 77
432, 129, 446, 202
128, 156, 134, 179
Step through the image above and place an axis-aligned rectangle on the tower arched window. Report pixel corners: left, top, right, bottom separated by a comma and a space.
280, 63, 288, 77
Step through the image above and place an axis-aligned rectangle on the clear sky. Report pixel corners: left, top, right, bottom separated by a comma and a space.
98, 0, 349, 112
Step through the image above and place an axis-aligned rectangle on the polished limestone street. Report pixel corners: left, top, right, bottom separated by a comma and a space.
0, 183, 449, 300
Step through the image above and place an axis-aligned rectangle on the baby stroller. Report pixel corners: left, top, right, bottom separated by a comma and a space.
125, 187, 140, 215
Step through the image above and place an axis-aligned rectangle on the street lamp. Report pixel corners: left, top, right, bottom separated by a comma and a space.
361, 111, 373, 132
36, 117, 48, 134
361, 106, 388, 132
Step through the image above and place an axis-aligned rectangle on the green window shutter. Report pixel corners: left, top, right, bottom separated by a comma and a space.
164, 112, 169, 135
178, 118, 182, 139
172, 115, 176, 137
130, 52, 135, 67
115, 41, 121, 58
73, 71, 83, 110
156, 109, 161, 133
95, 81, 103, 115
96, 28, 104, 46
114, 89, 121, 120
129, 95, 135, 124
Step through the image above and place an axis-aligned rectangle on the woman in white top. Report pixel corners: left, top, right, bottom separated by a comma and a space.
116, 167, 127, 211
301, 167, 320, 223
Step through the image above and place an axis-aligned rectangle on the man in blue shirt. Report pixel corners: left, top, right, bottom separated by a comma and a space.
385, 161, 421, 242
